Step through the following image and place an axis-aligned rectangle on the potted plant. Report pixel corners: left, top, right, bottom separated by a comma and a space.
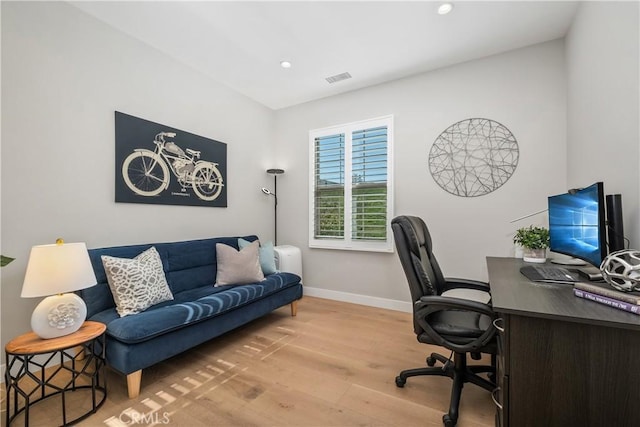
513, 226, 550, 263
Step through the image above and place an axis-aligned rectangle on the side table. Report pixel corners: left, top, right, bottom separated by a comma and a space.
4, 321, 107, 426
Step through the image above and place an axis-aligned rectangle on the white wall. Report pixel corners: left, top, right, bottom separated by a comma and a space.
566, 1, 640, 248
275, 41, 567, 305
0, 2, 276, 356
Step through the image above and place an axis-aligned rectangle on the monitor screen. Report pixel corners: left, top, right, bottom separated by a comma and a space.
548, 182, 607, 267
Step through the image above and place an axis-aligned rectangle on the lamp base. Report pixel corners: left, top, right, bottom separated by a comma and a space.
31, 293, 87, 339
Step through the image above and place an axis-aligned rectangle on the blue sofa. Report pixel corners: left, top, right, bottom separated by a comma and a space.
80, 235, 303, 398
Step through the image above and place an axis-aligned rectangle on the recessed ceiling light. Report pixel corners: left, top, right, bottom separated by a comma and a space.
438, 3, 453, 15
280, 61, 292, 69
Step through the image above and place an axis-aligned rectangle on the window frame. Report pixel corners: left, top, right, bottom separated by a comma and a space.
308, 115, 394, 252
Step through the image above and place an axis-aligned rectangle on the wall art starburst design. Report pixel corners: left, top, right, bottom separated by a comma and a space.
429, 118, 519, 197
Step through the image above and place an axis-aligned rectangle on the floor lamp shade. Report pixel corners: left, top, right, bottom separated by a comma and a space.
21, 241, 97, 339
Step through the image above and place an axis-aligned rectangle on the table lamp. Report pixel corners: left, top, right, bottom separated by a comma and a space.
21, 239, 97, 339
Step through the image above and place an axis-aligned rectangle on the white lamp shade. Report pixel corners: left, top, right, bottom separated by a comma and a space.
22, 242, 97, 298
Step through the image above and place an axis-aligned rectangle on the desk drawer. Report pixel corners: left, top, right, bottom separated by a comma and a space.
493, 316, 510, 426
494, 317, 509, 376
493, 376, 509, 427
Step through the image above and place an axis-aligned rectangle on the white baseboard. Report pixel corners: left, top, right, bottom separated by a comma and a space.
303, 286, 412, 313
0, 363, 4, 384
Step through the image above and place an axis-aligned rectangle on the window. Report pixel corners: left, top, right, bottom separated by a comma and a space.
309, 116, 394, 252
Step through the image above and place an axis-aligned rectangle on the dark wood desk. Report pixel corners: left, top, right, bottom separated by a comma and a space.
487, 257, 640, 427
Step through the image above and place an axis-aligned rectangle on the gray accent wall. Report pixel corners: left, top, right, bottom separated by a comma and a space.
275, 40, 567, 304
566, 1, 640, 247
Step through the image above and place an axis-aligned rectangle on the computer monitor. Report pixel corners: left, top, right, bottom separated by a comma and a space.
548, 182, 607, 267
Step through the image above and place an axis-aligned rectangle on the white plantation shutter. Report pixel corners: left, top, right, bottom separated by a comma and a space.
351, 126, 388, 241
313, 133, 345, 239
309, 116, 394, 252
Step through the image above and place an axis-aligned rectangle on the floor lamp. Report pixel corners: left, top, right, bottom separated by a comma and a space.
262, 168, 284, 245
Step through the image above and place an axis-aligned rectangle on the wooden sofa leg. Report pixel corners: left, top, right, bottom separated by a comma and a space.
127, 370, 142, 399
290, 300, 298, 316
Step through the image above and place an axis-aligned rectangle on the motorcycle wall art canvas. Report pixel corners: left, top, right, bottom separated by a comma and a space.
115, 111, 227, 207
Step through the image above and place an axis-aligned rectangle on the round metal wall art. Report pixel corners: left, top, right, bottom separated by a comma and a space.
429, 118, 519, 197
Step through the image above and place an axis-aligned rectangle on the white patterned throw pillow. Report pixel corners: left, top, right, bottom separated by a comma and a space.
101, 246, 174, 317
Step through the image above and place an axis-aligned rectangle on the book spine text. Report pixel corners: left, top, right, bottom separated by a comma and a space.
574, 282, 640, 305
573, 289, 640, 315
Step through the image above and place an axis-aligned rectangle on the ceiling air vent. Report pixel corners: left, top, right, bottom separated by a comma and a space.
325, 72, 352, 84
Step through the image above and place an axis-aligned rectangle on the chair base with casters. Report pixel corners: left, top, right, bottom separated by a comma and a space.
395, 351, 496, 427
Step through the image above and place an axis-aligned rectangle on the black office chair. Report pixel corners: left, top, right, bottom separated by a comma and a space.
391, 215, 497, 427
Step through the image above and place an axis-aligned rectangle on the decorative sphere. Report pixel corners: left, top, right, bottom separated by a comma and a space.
600, 250, 640, 292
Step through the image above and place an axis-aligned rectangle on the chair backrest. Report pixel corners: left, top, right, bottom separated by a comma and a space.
391, 215, 447, 302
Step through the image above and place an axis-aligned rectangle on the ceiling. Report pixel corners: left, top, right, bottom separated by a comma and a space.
70, 1, 580, 110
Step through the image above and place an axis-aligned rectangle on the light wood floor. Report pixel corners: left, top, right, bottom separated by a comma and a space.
1, 297, 496, 426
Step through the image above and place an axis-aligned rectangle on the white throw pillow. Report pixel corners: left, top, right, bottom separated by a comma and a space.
215, 241, 265, 286
101, 246, 174, 317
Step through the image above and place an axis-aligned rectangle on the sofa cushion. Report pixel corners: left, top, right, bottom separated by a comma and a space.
215, 241, 264, 285
95, 272, 301, 344
238, 238, 278, 275
101, 246, 174, 317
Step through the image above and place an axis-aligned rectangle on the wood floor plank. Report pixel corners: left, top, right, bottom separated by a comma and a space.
338, 383, 446, 427
241, 378, 388, 427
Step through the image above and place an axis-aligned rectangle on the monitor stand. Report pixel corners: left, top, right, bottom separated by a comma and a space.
550, 257, 587, 266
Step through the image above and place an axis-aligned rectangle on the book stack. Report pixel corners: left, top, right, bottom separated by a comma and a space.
573, 281, 640, 315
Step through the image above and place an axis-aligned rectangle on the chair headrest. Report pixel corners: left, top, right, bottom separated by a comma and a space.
391, 215, 433, 256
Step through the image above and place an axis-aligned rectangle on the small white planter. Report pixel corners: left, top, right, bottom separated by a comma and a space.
522, 248, 547, 263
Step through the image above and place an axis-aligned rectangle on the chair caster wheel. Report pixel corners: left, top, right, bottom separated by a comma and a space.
442, 414, 456, 427
395, 376, 406, 388
426, 356, 437, 366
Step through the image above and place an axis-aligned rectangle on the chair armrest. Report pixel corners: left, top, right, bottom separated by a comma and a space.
417, 295, 494, 317
444, 277, 490, 292
441, 288, 491, 304
415, 295, 496, 353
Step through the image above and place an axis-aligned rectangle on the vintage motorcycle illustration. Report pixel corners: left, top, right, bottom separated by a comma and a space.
122, 131, 224, 201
